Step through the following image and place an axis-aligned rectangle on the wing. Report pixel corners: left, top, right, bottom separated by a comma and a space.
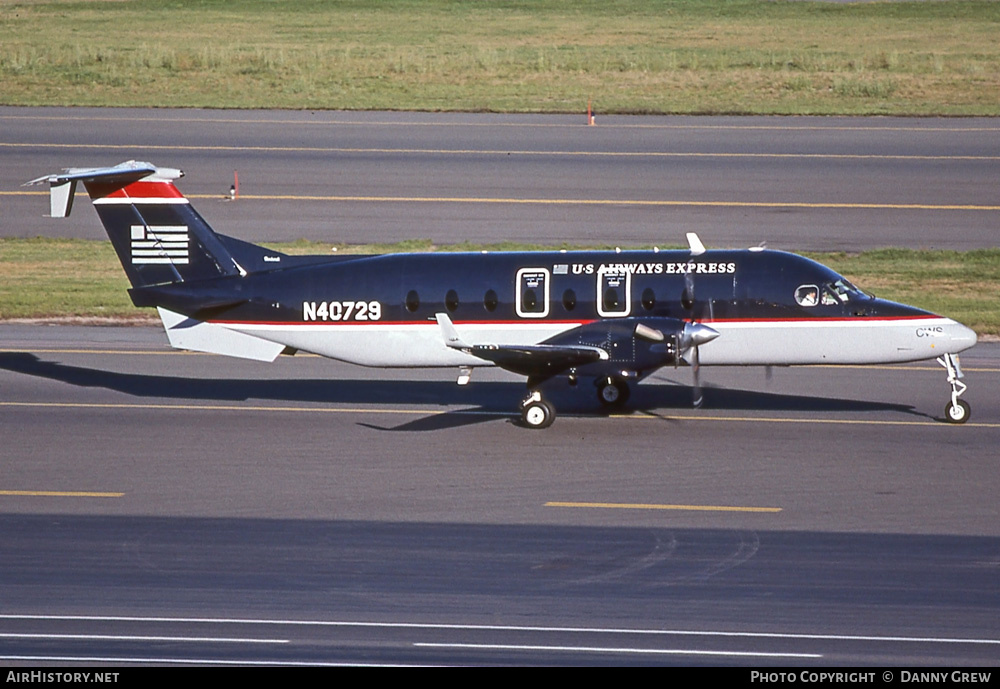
435, 312, 720, 382
435, 313, 608, 378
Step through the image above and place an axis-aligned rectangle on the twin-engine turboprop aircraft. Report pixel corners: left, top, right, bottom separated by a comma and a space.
28, 161, 977, 428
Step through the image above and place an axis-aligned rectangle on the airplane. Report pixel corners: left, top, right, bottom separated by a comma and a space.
27, 160, 978, 428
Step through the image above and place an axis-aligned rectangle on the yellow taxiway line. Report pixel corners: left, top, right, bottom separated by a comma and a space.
6, 188, 999, 211
236, 194, 1000, 212
0, 490, 123, 498
3, 141, 999, 161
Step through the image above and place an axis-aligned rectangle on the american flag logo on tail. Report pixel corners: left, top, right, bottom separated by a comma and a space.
130, 225, 189, 264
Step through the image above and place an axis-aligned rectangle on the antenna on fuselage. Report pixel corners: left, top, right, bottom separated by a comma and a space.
686, 232, 706, 256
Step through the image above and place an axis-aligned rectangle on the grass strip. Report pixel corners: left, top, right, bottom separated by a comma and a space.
1, 0, 999, 115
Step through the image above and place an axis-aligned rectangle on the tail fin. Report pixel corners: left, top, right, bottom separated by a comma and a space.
27, 160, 246, 288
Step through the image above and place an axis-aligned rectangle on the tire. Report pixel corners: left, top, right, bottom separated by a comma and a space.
944, 400, 971, 424
521, 399, 556, 429
597, 377, 630, 408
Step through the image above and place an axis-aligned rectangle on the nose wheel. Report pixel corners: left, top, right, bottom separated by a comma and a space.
945, 399, 971, 424
938, 353, 971, 424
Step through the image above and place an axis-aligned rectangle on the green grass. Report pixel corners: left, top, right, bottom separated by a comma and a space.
2, 238, 998, 336
0, 237, 140, 319
1, 0, 998, 114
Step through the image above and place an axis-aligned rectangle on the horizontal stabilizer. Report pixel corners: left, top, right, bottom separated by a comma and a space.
25, 161, 174, 218
157, 307, 284, 362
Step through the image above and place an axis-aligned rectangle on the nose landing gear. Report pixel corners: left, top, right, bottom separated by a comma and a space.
938, 353, 970, 424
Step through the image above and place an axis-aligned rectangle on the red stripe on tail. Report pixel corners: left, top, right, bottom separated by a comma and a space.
87, 180, 185, 200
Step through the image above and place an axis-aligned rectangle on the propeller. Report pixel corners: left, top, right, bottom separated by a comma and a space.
678, 320, 718, 407
635, 232, 719, 407
680, 233, 716, 407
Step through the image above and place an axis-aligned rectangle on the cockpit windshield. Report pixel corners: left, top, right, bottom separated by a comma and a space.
795, 277, 872, 307
826, 278, 872, 302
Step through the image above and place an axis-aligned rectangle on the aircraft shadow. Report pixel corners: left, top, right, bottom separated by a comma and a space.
0, 352, 922, 432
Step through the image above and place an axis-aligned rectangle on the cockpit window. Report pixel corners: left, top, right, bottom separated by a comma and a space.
795, 284, 819, 307
825, 278, 871, 302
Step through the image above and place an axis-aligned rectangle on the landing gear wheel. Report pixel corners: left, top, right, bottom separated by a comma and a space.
596, 377, 630, 408
945, 399, 971, 424
521, 399, 556, 429
938, 354, 970, 425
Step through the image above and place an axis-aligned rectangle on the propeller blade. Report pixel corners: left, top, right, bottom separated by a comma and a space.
681, 270, 695, 310
692, 344, 704, 408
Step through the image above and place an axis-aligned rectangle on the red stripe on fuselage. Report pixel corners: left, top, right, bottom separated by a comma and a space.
701, 315, 940, 324
206, 315, 942, 327
209, 318, 596, 327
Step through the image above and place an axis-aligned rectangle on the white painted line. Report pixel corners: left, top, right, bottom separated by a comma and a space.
414, 642, 820, 659
0, 656, 420, 667
0, 632, 286, 644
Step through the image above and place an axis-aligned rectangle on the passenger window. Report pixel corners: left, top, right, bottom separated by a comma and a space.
522, 289, 537, 310
604, 288, 620, 311
641, 287, 656, 311
483, 289, 498, 312
445, 289, 459, 312
405, 290, 420, 313
562, 289, 577, 312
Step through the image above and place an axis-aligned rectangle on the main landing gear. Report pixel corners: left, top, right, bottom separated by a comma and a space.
520, 391, 555, 429
520, 376, 633, 429
596, 376, 631, 408
938, 353, 971, 424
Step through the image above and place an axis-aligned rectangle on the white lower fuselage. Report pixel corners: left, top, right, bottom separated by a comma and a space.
222, 315, 976, 369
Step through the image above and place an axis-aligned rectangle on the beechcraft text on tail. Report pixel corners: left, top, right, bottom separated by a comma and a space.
26, 161, 978, 428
